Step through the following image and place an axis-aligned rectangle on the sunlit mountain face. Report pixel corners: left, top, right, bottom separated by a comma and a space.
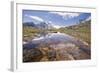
22, 10, 91, 28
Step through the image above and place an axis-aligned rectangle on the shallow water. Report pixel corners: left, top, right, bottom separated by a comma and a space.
31, 32, 76, 44
23, 32, 90, 51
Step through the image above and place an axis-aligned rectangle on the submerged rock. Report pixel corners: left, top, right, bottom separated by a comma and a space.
23, 48, 43, 62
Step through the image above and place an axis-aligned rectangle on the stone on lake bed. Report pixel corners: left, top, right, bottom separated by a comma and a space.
50, 43, 79, 51
23, 48, 43, 62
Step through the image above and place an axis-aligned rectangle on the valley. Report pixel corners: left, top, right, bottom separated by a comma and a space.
23, 20, 91, 62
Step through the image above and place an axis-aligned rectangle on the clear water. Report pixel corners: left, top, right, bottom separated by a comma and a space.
23, 32, 89, 51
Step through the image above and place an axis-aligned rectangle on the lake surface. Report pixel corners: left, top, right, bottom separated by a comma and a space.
23, 32, 90, 53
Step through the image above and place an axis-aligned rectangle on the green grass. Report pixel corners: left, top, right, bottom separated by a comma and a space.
57, 21, 91, 45
23, 26, 41, 41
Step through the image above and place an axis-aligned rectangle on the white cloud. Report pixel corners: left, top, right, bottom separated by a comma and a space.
25, 15, 44, 22
47, 20, 61, 29
82, 16, 91, 23
53, 25, 62, 29
48, 21, 52, 24
85, 16, 91, 21
49, 12, 80, 20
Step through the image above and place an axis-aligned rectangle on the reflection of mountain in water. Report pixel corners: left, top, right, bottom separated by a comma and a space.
30, 32, 89, 49
23, 32, 90, 53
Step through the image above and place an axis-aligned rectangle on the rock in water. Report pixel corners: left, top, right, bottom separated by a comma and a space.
23, 48, 43, 62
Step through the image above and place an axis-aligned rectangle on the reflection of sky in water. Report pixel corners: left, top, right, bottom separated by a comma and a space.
23, 32, 90, 53
31, 32, 81, 46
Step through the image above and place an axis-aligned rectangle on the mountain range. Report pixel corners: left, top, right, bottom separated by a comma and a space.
23, 21, 54, 29
23, 19, 91, 30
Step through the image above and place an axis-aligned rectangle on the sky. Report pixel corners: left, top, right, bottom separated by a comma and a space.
22, 10, 91, 27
